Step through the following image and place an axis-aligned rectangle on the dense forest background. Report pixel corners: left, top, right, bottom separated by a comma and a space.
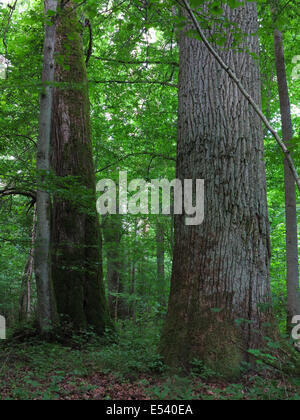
0, 0, 299, 400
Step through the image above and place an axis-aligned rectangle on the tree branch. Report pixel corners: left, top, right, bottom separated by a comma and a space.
1, 133, 37, 147
2, 0, 18, 62
0, 187, 36, 201
93, 57, 179, 67
96, 152, 176, 173
89, 79, 178, 88
85, 19, 93, 67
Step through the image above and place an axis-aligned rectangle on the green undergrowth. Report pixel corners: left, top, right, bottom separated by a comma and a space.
0, 320, 300, 400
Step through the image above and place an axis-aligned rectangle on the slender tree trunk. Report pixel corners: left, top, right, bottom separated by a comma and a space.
35, 0, 58, 333
50, 2, 111, 335
19, 208, 36, 322
130, 220, 138, 322
156, 219, 165, 305
19, 259, 32, 322
161, 2, 273, 378
103, 214, 126, 320
129, 220, 138, 324
130, 261, 137, 323
271, 1, 300, 331
170, 215, 174, 256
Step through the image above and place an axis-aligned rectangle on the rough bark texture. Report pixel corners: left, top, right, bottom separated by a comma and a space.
271, 4, 300, 329
161, 3, 273, 378
35, 0, 58, 333
50, 3, 111, 335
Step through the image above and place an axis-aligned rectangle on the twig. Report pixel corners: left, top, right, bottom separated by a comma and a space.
2, 0, 18, 63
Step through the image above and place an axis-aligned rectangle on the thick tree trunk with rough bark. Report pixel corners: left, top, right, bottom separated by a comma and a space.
50, 2, 111, 335
35, 0, 58, 333
271, 1, 300, 330
161, 2, 273, 378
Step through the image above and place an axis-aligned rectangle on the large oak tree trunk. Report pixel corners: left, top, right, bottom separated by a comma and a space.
50, 2, 111, 335
161, 2, 273, 378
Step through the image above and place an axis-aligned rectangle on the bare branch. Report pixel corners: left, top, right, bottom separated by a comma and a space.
0, 187, 36, 201
2, 0, 18, 62
85, 19, 93, 67
1, 133, 37, 147
93, 57, 179, 67
89, 79, 178, 88
96, 152, 176, 173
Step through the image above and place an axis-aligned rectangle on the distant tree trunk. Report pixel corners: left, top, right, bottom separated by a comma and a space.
161, 2, 273, 379
170, 216, 174, 256
271, 1, 300, 331
50, 2, 111, 335
35, 0, 58, 333
130, 220, 138, 322
156, 219, 165, 305
19, 208, 36, 322
130, 261, 137, 322
19, 257, 32, 323
103, 214, 126, 320
117, 256, 128, 319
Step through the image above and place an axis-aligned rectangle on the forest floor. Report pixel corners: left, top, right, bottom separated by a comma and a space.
0, 320, 300, 400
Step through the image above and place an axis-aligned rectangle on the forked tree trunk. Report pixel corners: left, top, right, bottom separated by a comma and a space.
50, 2, 111, 335
271, 0, 300, 331
161, 2, 273, 378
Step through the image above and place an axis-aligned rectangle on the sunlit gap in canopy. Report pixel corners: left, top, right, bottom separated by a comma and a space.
0, 0, 30, 12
